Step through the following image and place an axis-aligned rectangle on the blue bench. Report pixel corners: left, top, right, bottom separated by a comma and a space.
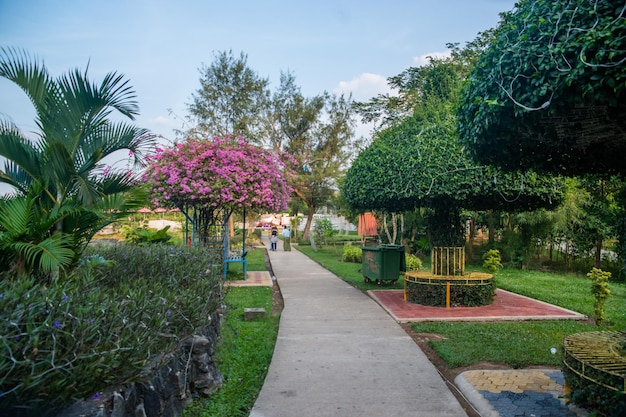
224, 250, 247, 280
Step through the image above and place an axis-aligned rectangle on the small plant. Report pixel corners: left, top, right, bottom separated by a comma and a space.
314, 217, 337, 246
587, 267, 611, 325
341, 244, 362, 263
482, 249, 503, 273
405, 254, 423, 271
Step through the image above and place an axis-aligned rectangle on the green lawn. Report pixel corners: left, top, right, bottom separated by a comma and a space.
295, 244, 626, 369
184, 286, 278, 417
189, 244, 626, 415
295, 244, 405, 291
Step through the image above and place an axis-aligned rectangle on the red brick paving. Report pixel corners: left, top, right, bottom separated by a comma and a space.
368, 289, 587, 323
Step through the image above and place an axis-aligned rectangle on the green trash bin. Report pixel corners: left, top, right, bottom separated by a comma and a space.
361, 244, 406, 284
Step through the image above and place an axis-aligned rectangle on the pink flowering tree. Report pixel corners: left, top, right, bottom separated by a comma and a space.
143, 136, 293, 247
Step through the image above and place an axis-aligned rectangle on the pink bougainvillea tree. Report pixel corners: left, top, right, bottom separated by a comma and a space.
143, 136, 293, 213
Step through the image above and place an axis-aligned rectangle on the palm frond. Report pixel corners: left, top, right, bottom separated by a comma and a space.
0, 195, 32, 237
98, 123, 155, 168
0, 121, 43, 190
0, 47, 51, 112
99, 71, 140, 119
11, 233, 75, 273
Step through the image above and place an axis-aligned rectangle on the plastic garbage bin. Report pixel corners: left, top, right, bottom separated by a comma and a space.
361, 244, 406, 284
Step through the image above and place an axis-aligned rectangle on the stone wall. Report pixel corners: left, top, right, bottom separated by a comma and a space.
57, 312, 223, 417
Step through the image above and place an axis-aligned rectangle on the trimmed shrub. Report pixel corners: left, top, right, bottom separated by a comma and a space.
0, 243, 223, 416
482, 249, 503, 273
405, 254, 423, 271
342, 244, 362, 263
587, 267, 611, 325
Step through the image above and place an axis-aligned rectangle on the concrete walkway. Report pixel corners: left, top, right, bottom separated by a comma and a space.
249, 237, 468, 417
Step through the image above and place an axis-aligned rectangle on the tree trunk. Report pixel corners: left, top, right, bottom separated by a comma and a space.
302, 206, 315, 241
466, 218, 475, 264
392, 212, 398, 244
595, 236, 602, 268
487, 210, 496, 244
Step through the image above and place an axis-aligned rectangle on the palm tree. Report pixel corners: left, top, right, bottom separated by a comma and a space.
0, 47, 155, 277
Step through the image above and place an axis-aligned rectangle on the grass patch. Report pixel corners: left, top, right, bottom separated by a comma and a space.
295, 244, 626, 369
296, 244, 405, 291
183, 286, 279, 417
412, 268, 625, 368
495, 268, 626, 329
411, 320, 600, 368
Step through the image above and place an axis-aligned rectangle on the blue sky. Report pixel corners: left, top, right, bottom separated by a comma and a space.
0, 0, 517, 143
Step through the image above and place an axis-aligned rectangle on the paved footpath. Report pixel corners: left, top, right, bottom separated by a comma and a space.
249, 237, 468, 417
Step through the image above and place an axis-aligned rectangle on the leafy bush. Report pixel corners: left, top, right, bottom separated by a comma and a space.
314, 217, 337, 245
0, 243, 223, 416
482, 249, 503, 273
405, 254, 423, 271
341, 244, 362, 263
563, 363, 626, 417
119, 225, 173, 243
587, 267, 611, 325
406, 279, 495, 307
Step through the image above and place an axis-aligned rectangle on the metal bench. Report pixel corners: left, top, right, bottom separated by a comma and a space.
224, 250, 247, 280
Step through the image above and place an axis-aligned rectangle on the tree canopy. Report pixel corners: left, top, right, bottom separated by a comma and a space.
343, 113, 562, 213
143, 136, 292, 214
262, 71, 356, 239
458, 0, 626, 176
186, 50, 270, 143
344, 55, 563, 246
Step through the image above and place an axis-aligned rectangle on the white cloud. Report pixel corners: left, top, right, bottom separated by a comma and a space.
150, 115, 171, 126
412, 50, 451, 66
333, 72, 394, 102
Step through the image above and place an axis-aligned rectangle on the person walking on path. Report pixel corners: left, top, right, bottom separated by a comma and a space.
270, 226, 278, 251
281, 226, 291, 251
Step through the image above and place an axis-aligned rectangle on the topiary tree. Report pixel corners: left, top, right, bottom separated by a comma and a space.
458, 0, 626, 176
342, 114, 563, 247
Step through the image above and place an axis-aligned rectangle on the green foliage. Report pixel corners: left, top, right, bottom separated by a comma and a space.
406, 279, 494, 307
0, 47, 155, 276
313, 217, 337, 246
341, 244, 362, 263
587, 267, 611, 325
187, 50, 269, 142
482, 249, 502, 273
405, 254, 423, 271
119, 225, 173, 244
458, 0, 626, 176
0, 243, 222, 415
342, 55, 564, 248
563, 365, 626, 417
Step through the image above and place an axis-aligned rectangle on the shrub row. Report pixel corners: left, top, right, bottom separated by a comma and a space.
0, 243, 223, 416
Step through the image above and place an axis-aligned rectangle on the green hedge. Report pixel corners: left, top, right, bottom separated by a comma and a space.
0, 243, 223, 416
406, 279, 495, 307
